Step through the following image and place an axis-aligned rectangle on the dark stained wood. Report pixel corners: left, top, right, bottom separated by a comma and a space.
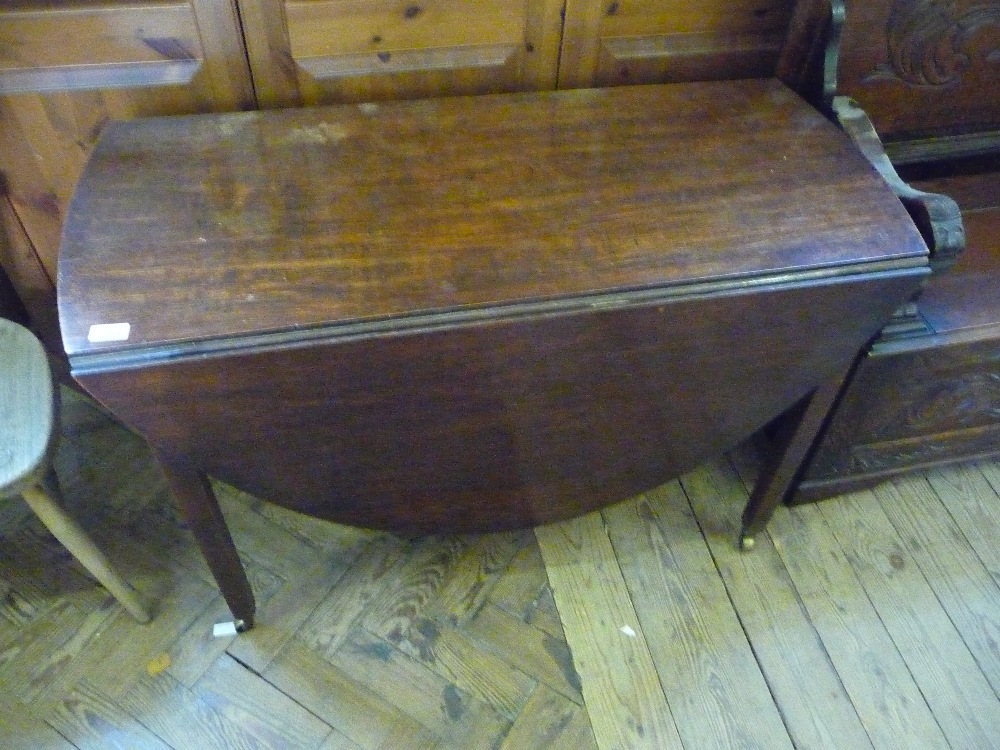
77, 274, 921, 537
794, 331, 1000, 503
0, 263, 28, 325
59, 80, 925, 356
739, 366, 854, 544
837, 0, 1000, 141
783, 0, 1000, 504
832, 96, 965, 271
776, 0, 831, 100
909, 165, 1000, 213
156, 453, 256, 628
10, 388, 1000, 749
58, 79, 928, 622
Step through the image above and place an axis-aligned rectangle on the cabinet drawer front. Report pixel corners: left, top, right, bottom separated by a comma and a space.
0, 3, 203, 92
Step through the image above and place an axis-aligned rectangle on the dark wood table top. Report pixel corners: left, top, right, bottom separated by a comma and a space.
59, 79, 926, 359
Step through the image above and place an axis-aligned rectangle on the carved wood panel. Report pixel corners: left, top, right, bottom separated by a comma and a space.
839, 0, 1000, 138
804, 334, 1000, 480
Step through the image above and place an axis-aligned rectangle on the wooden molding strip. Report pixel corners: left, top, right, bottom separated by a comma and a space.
0, 60, 201, 94
69, 263, 928, 375
296, 44, 516, 80
602, 31, 785, 62
886, 132, 1000, 166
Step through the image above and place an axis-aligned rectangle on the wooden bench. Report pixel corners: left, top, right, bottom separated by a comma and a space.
58, 78, 928, 629
777, 0, 1000, 500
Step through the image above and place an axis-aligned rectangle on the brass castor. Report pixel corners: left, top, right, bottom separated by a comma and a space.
738, 534, 756, 552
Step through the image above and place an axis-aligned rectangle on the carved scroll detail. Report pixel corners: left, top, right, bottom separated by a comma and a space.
829, 369, 1000, 473
882, 371, 1000, 436
866, 0, 1000, 87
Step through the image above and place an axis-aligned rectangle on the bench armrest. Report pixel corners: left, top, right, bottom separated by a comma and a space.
831, 96, 965, 271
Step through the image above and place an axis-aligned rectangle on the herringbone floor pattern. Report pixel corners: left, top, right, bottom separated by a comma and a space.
3, 389, 1000, 749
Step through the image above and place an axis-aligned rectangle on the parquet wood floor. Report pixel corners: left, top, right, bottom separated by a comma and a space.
2, 389, 1000, 749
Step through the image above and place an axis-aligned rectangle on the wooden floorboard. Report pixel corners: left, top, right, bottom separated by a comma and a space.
602, 480, 793, 750
682, 461, 877, 750
537, 512, 683, 750
819, 488, 1000, 749
2, 389, 1000, 749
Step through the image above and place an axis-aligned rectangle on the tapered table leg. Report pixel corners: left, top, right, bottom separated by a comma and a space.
739, 363, 854, 549
156, 453, 256, 629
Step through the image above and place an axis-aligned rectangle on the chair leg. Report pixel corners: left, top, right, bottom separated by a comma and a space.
21, 475, 150, 623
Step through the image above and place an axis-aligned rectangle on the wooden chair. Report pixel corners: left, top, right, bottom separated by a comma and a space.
0, 317, 149, 622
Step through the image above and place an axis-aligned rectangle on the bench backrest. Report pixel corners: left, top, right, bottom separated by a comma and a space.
836, 0, 1000, 143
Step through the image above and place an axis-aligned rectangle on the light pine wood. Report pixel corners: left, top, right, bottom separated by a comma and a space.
21, 482, 149, 624
189, 0, 257, 111
422, 532, 528, 627
114, 670, 308, 750
558, 0, 795, 88
225, 549, 370, 675
929, 463, 1000, 579
536, 512, 684, 750
45, 679, 174, 750
683, 460, 875, 750
266, 638, 435, 749
1, 319, 148, 623
5, 390, 1000, 749
0, 0, 254, 349
768, 500, 952, 750
819, 489, 1000, 749
498, 683, 596, 750
873, 474, 1000, 699
237, 0, 565, 107
0, 196, 59, 351
328, 627, 509, 750
465, 601, 583, 703
602, 481, 794, 750
0, 694, 77, 750
0, 4, 203, 91
981, 461, 1000, 498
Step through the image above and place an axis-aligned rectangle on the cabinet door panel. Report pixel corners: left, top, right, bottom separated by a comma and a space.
238, 0, 564, 107
559, 0, 795, 88
0, 3, 202, 92
0, 0, 253, 351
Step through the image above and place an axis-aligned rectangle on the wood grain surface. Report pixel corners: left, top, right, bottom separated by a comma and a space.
59, 77, 931, 541
75, 272, 921, 534
537, 512, 683, 750
59, 79, 926, 356
837, 0, 1000, 139
0, 0, 254, 354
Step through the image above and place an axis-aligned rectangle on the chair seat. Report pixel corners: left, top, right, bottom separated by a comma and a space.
0, 318, 55, 496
